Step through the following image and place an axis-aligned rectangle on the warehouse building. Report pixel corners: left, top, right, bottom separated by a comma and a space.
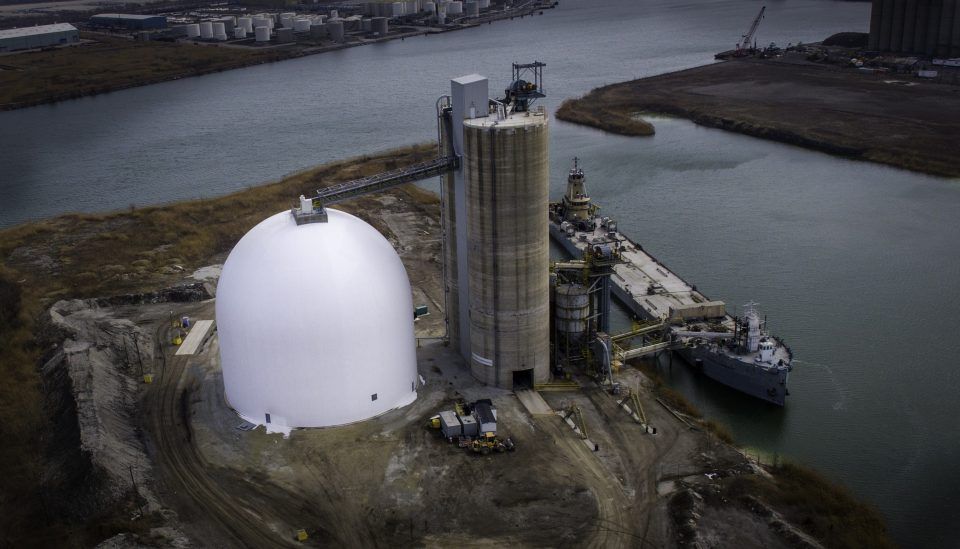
0, 23, 79, 52
89, 14, 167, 30
869, 0, 960, 57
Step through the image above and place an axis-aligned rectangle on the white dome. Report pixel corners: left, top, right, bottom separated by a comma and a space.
216, 208, 418, 431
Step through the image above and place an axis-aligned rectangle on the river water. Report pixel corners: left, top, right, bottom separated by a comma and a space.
2, 0, 957, 545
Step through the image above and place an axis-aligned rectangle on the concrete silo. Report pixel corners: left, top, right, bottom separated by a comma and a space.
441, 64, 550, 389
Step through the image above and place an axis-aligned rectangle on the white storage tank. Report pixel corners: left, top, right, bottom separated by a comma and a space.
212, 22, 227, 40
294, 18, 311, 32
199, 21, 213, 39
234, 27, 246, 39
478, 0, 489, 8
425, 1, 436, 12
238, 17, 253, 33
326, 20, 344, 42
216, 209, 418, 431
448, 1, 462, 14
185, 23, 201, 38
254, 25, 271, 42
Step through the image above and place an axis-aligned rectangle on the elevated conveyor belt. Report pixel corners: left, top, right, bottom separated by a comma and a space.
314, 155, 459, 206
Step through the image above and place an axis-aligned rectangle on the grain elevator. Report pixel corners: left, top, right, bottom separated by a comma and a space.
439, 63, 550, 389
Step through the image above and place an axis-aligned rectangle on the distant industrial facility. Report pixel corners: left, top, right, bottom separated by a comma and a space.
90, 14, 168, 30
868, 0, 960, 56
0, 23, 79, 52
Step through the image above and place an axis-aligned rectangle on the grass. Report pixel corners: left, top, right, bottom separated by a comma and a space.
555, 97, 655, 136
0, 34, 290, 110
0, 143, 438, 546
724, 461, 896, 549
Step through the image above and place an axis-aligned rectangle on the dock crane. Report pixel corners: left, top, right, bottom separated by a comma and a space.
735, 5, 766, 56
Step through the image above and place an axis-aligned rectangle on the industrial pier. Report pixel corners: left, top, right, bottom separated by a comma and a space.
548, 161, 793, 405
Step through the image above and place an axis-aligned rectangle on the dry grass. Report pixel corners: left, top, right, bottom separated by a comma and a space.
0, 34, 289, 110
725, 461, 896, 549
555, 97, 656, 136
557, 60, 960, 178
0, 143, 438, 546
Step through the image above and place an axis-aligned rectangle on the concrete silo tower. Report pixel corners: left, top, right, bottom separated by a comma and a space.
441, 63, 550, 389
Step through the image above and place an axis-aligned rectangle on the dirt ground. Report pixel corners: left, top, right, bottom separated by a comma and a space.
69, 185, 810, 548
558, 57, 960, 178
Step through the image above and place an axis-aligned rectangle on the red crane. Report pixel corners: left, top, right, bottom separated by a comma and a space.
736, 6, 766, 55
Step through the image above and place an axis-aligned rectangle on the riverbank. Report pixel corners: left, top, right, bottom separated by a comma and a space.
557, 57, 960, 178
0, 4, 553, 111
1, 143, 893, 546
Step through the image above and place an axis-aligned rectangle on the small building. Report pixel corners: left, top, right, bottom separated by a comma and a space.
0, 23, 80, 53
472, 399, 497, 437
438, 410, 462, 439
90, 14, 167, 30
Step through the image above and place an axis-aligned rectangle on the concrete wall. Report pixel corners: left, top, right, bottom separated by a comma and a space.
869, 0, 960, 55
463, 112, 550, 389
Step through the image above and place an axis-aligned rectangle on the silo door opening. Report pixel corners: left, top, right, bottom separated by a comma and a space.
513, 369, 534, 390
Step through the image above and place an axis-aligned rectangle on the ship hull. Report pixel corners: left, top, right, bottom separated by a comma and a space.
677, 346, 788, 406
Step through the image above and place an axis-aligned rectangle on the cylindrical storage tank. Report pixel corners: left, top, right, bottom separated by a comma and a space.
925, 0, 941, 55
294, 18, 311, 32
185, 23, 201, 38
310, 23, 327, 38
280, 16, 294, 28
212, 22, 227, 41
238, 17, 253, 33
217, 209, 418, 431
436, 11, 446, 24
234, 27, 246, 39
902, 0, 917, 52
362, 18, 372, 32
448, 0, 462, 13
938, 0, 957, 57
255, 25, 270, 42
327, 20, 344, 41
199, 21, 213, 39
890, 0, 905, 52
463, 109, 550, 389
252, 17, 268, 30
276, 27, 294, 43
465, 1, 478, 16
219, 17, 235, 33
879, 0, 894, 50
425, 1, 436, 12
372, 16, 388, 35
555, 284, 589, 338
478, 0, 489, 8
913, 0, 929, 53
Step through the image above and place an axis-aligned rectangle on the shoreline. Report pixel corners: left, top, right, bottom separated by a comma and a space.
557, 58, 960, 178
0, 4, 553, 112
0, 145, 893, 547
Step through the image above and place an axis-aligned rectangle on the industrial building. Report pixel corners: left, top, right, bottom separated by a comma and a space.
441, 65, 551, 389
89, 14, 167, 30
215, 206, 418, 432
868, 0, 960, 56
0, 23, 79, 52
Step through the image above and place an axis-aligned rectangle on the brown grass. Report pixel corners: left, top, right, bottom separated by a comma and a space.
555, 97, 655, 136
0, 143, 437, 546
0, 34, 290, 110
725, 461, 895, 549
